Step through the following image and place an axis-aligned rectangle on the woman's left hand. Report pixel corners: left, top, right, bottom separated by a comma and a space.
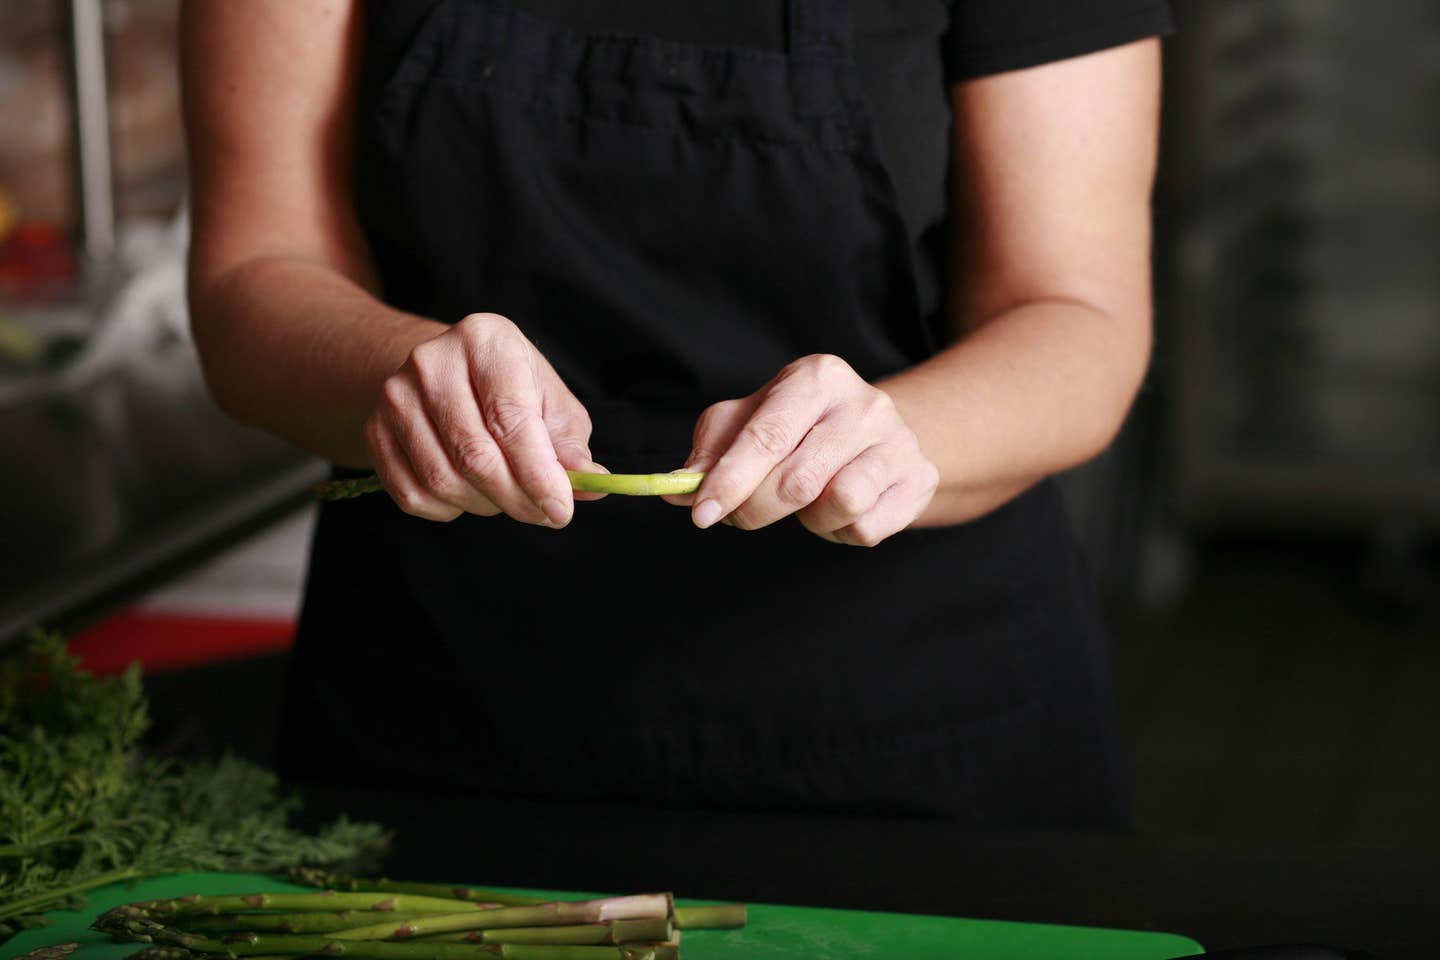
668, 354, 940, 546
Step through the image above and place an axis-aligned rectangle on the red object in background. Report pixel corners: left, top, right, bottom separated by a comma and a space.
69, 611, 295, 676
0, 221, 79, 301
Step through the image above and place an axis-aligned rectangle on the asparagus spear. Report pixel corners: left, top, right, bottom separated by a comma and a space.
408, 918, 671, 946
312, 476, 383, 500
287, 871, 540, 909
325, 898, 670, 941
123, 894, 499, 917
178, 914, 444, 935
103, 916, 677, 959
313, 472, 703, 502
283, 872, 744, 931
124, 940, 673, 960
565, 473, 703, 496
671, 906, 746, 931
102, 895, 669, 941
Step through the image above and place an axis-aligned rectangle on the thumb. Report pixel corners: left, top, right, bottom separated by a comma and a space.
560, 447, 611, 502
538, 368, 608, 498
661, 396, 753, 506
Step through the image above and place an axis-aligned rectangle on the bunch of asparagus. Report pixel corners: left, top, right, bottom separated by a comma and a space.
91, 872, 747, 960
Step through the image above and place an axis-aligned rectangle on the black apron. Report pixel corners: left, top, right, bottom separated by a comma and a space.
280, 0, 1129, 828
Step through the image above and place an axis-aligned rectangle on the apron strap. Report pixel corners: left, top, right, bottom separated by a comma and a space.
788, 0, 856, 117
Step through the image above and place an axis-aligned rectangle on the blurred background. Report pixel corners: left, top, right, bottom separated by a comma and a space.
0, 0, 1436, 860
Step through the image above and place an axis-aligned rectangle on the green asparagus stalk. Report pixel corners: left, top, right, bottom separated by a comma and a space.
326, 897, 670, 941
313, 472, 703, 502
122, 938, 673, 960
282, 871, 743, 930
177, 914, 444, 935
286, 871, 542, 908
312, 476, 383, 500
102, 896, 669, 943
672, 905, 746, 930
564, 472, 703, 496
409, 918, 671, 946
102, 915, 677, 959
120, 894, 498, 917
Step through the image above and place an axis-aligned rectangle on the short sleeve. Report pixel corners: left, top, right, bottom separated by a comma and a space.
944, 0, 1176, 84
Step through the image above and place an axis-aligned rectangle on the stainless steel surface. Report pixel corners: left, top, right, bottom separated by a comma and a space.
68, 0, 116, 264
0, 328, 324, 647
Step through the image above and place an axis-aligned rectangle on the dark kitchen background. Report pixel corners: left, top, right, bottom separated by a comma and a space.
1, 0, 1437, 949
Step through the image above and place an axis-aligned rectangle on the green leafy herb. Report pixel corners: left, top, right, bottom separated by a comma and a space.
0, 631, 389, 941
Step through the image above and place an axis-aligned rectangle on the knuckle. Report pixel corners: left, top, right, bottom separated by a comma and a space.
570, 406, 594, 439
828, 475, 875, 518
555, 406, 593, 445
694, 400, 734, 438
687, 445, 723, 471
410, 336, 443, 366
789, 352, 848, 383
694, 405, 720, 435
393, 487, 429, 517
725, 508, 755, 532
483, 395, 535, 444
741, 415, 794, 458
862, 388, 896, 420
460, 311, 512, 334
415, 460, 457, 497
513, 462, 555, 497
551, 435, 589, 462
379, 376, 410, 411
778, 463, 826, 506
454, 434, 504, 482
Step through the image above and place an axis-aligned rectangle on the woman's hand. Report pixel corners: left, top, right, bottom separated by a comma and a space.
669, 354, 939, 546
365, 312, 605, 525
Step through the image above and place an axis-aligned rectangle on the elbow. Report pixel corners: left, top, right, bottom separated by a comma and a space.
1070, 302, 1153, 466
186, 267, 259, 428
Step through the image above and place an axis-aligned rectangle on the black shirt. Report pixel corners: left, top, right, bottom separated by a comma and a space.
361, 0, 1175, 331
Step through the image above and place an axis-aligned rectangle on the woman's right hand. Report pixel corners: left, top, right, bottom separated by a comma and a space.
364, 312, 604, 526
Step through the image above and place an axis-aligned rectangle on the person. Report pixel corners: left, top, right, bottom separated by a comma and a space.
181, 0, 1171, 826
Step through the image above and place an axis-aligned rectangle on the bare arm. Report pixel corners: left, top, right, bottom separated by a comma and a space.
671, 39, 1161, 544
880, 38, 1161, 526
182, 0, 597, 525
182, 0, 444, 467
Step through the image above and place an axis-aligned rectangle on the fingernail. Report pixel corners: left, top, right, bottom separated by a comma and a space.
540, 498, 571, 527
694, 499, 723, 529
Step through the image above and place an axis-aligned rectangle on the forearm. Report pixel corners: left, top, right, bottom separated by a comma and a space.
190, 255, 446, 467
878, 298, 1150, 527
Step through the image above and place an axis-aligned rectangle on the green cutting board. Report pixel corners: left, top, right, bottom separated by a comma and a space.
0, 872, 1202, 960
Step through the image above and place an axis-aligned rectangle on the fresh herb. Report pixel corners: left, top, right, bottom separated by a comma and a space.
0, 632, 388, 942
